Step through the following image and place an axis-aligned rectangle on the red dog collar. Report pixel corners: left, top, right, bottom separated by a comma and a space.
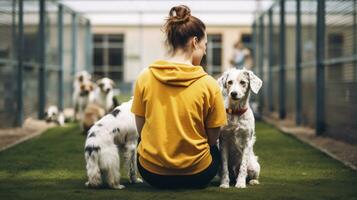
226, 107, 248, 116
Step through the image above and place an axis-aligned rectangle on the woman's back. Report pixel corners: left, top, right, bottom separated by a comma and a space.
131, 5, 227, 189
132, 60, 226, 175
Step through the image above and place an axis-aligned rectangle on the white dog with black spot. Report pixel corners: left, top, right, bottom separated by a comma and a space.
84, 99, 142, 189
217, 68, 262, 189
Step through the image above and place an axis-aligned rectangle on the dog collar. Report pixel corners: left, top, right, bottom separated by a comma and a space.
226, 107, 248, 116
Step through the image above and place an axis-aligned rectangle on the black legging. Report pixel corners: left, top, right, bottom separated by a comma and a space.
137, 145, 221, 189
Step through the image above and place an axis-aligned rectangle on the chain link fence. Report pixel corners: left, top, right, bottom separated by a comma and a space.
252, 0, 357, 143
0, 0, 92, 128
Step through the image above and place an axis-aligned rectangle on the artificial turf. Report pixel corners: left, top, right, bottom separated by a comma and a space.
0, 121, 356, 200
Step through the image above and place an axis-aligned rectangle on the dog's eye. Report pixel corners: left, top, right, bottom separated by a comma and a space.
240, 81, 246, 85
227, 80, 233, 85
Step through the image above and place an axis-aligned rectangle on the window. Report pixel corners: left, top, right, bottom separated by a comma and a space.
201, 34, 222, 76
93, 34, 124, 82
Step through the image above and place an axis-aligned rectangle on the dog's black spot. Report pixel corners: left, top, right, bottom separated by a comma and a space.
85, 145, 100, 156
97, 123, 103, 127
88, 132, 96, 138
111, 109, 120, 117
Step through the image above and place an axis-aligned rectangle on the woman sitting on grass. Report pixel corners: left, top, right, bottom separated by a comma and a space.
131, 5, 227, 189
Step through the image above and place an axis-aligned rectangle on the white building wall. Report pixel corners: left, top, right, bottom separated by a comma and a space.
93, 25, 251, 82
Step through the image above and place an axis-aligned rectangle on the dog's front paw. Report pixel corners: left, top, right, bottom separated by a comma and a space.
219, 183, 230, 188
235, 180, 246, 188
249, 179, 260, 185
113, 184, 125, 189
130, 177, 143, 183
85, 181, 100, 188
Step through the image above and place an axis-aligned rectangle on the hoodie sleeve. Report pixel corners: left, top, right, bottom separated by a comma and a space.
131, 78, 146, 117
205, 90, 227, 128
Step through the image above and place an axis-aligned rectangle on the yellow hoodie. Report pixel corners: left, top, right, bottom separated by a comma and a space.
131, 60, 227, 175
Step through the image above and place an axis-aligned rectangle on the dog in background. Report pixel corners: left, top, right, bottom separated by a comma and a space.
73, 71, 93, 120
217, 68, 262, 189
73, 71, 91, 95
45, 105, 65, 126
94, 77, 119, 113
74, 80, 95, 121
84, 99, 142, 189
81, 103, 105, 133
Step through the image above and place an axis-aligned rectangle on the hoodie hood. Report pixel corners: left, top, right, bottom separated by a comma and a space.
149, 60, 207, 87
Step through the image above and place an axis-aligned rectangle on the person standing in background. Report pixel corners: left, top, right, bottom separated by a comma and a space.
230, 41, 252, 69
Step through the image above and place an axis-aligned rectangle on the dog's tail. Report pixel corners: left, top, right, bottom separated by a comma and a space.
84, 143, 102, 187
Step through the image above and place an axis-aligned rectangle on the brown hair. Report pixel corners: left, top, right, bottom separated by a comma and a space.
163, 5, 206, 54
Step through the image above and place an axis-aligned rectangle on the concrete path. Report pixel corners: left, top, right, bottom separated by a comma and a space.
0, 118, 55, 152
264, 114, 357, 171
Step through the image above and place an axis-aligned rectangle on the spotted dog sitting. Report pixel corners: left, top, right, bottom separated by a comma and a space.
84, 99, 142, 189
217, 68, 262, 188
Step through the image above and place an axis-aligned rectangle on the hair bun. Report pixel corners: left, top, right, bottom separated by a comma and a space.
168, 5, 191, 23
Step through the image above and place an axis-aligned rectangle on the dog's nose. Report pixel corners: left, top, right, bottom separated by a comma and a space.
230, 91, 238, 98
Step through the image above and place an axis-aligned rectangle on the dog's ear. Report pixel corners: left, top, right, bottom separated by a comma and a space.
78, 75, 84, 82
110, 79, 116, 87
96, 79, 102, 87
217, 71, 229, 89
89, 83, 94, 91
217, 70, 229, 96
247, 70, 262, 94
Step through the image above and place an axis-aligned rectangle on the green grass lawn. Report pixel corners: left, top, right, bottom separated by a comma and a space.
0, 121, 357, 200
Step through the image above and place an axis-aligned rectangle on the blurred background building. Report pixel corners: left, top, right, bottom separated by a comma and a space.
0, 0, 271, 127
1, 0, 356, 146
62, 0, 272, 87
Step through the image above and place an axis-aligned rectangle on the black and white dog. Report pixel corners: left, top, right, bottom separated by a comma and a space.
84, 99, 142, 189
217, 68, 262, 188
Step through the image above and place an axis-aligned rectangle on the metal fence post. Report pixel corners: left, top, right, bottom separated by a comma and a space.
71, 12, 77, 95
252, 21, 256, 72
268, 8, 274, 112
351, 4, 357, 140
85, 20, 92, 73
279, 0, 286, 119
38, 0, 46, 119
58, 4, 64, 111
316, 0, 326, 135
295, 0, 302, 125
16, 0, 24, 126
258, 15, 265, 116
